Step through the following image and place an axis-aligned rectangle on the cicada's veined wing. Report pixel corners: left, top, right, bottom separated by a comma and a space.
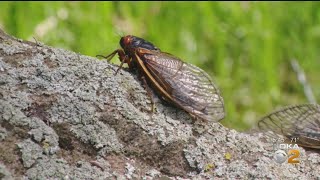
137, 50, 225, 122
258, 104, 320, 149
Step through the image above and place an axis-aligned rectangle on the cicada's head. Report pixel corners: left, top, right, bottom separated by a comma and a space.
120, 35, 160, 54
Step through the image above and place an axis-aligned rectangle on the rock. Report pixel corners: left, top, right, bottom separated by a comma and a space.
0, 29, 319, 179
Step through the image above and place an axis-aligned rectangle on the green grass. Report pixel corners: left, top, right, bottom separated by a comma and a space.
1, 2, 319, 131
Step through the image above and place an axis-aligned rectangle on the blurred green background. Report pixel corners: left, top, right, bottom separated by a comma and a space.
1, 2, 320, 131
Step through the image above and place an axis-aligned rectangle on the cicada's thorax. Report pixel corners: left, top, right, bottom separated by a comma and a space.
120, 35, 160, 71
120, 35, 160, 54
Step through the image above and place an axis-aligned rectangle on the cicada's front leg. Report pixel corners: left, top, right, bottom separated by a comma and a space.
96, 49, 131, 75
114, 50, 132, 75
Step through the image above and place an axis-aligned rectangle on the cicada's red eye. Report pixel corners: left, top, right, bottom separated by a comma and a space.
120, 35, 133, 49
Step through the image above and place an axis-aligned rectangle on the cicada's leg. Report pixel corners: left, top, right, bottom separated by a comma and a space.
96, 49, 120, 61
96, 49, 131, 76
192, 116, 209, 136
33, 37, 39, 45
140, 75, 155, 113
115, 50, 133, 76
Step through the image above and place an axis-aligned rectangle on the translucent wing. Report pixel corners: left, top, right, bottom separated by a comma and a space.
258, 104, 320, 149
140, 51, 225, 122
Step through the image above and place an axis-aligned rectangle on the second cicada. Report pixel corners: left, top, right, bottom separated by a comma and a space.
258, 104, 320, 149
98, 35, 225, 122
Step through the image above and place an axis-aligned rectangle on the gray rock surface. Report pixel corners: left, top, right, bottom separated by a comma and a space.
0, 28, 319, 179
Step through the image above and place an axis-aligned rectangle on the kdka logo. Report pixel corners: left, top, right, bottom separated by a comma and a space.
273, 143, 300, 164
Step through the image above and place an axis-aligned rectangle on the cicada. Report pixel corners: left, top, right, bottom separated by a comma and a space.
97, 35, 225, 122
258, 104, 320, 149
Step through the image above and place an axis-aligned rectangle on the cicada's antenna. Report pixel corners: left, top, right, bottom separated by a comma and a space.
114, 30, 125, 39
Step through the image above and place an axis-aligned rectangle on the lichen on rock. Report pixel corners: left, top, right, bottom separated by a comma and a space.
0, 29, 319, 179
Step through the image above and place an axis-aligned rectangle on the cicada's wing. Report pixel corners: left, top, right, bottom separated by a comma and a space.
141, 51, 225, 122
258, 104, 320, 149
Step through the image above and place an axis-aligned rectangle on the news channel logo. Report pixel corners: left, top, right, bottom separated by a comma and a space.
273, 143, 301, 164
